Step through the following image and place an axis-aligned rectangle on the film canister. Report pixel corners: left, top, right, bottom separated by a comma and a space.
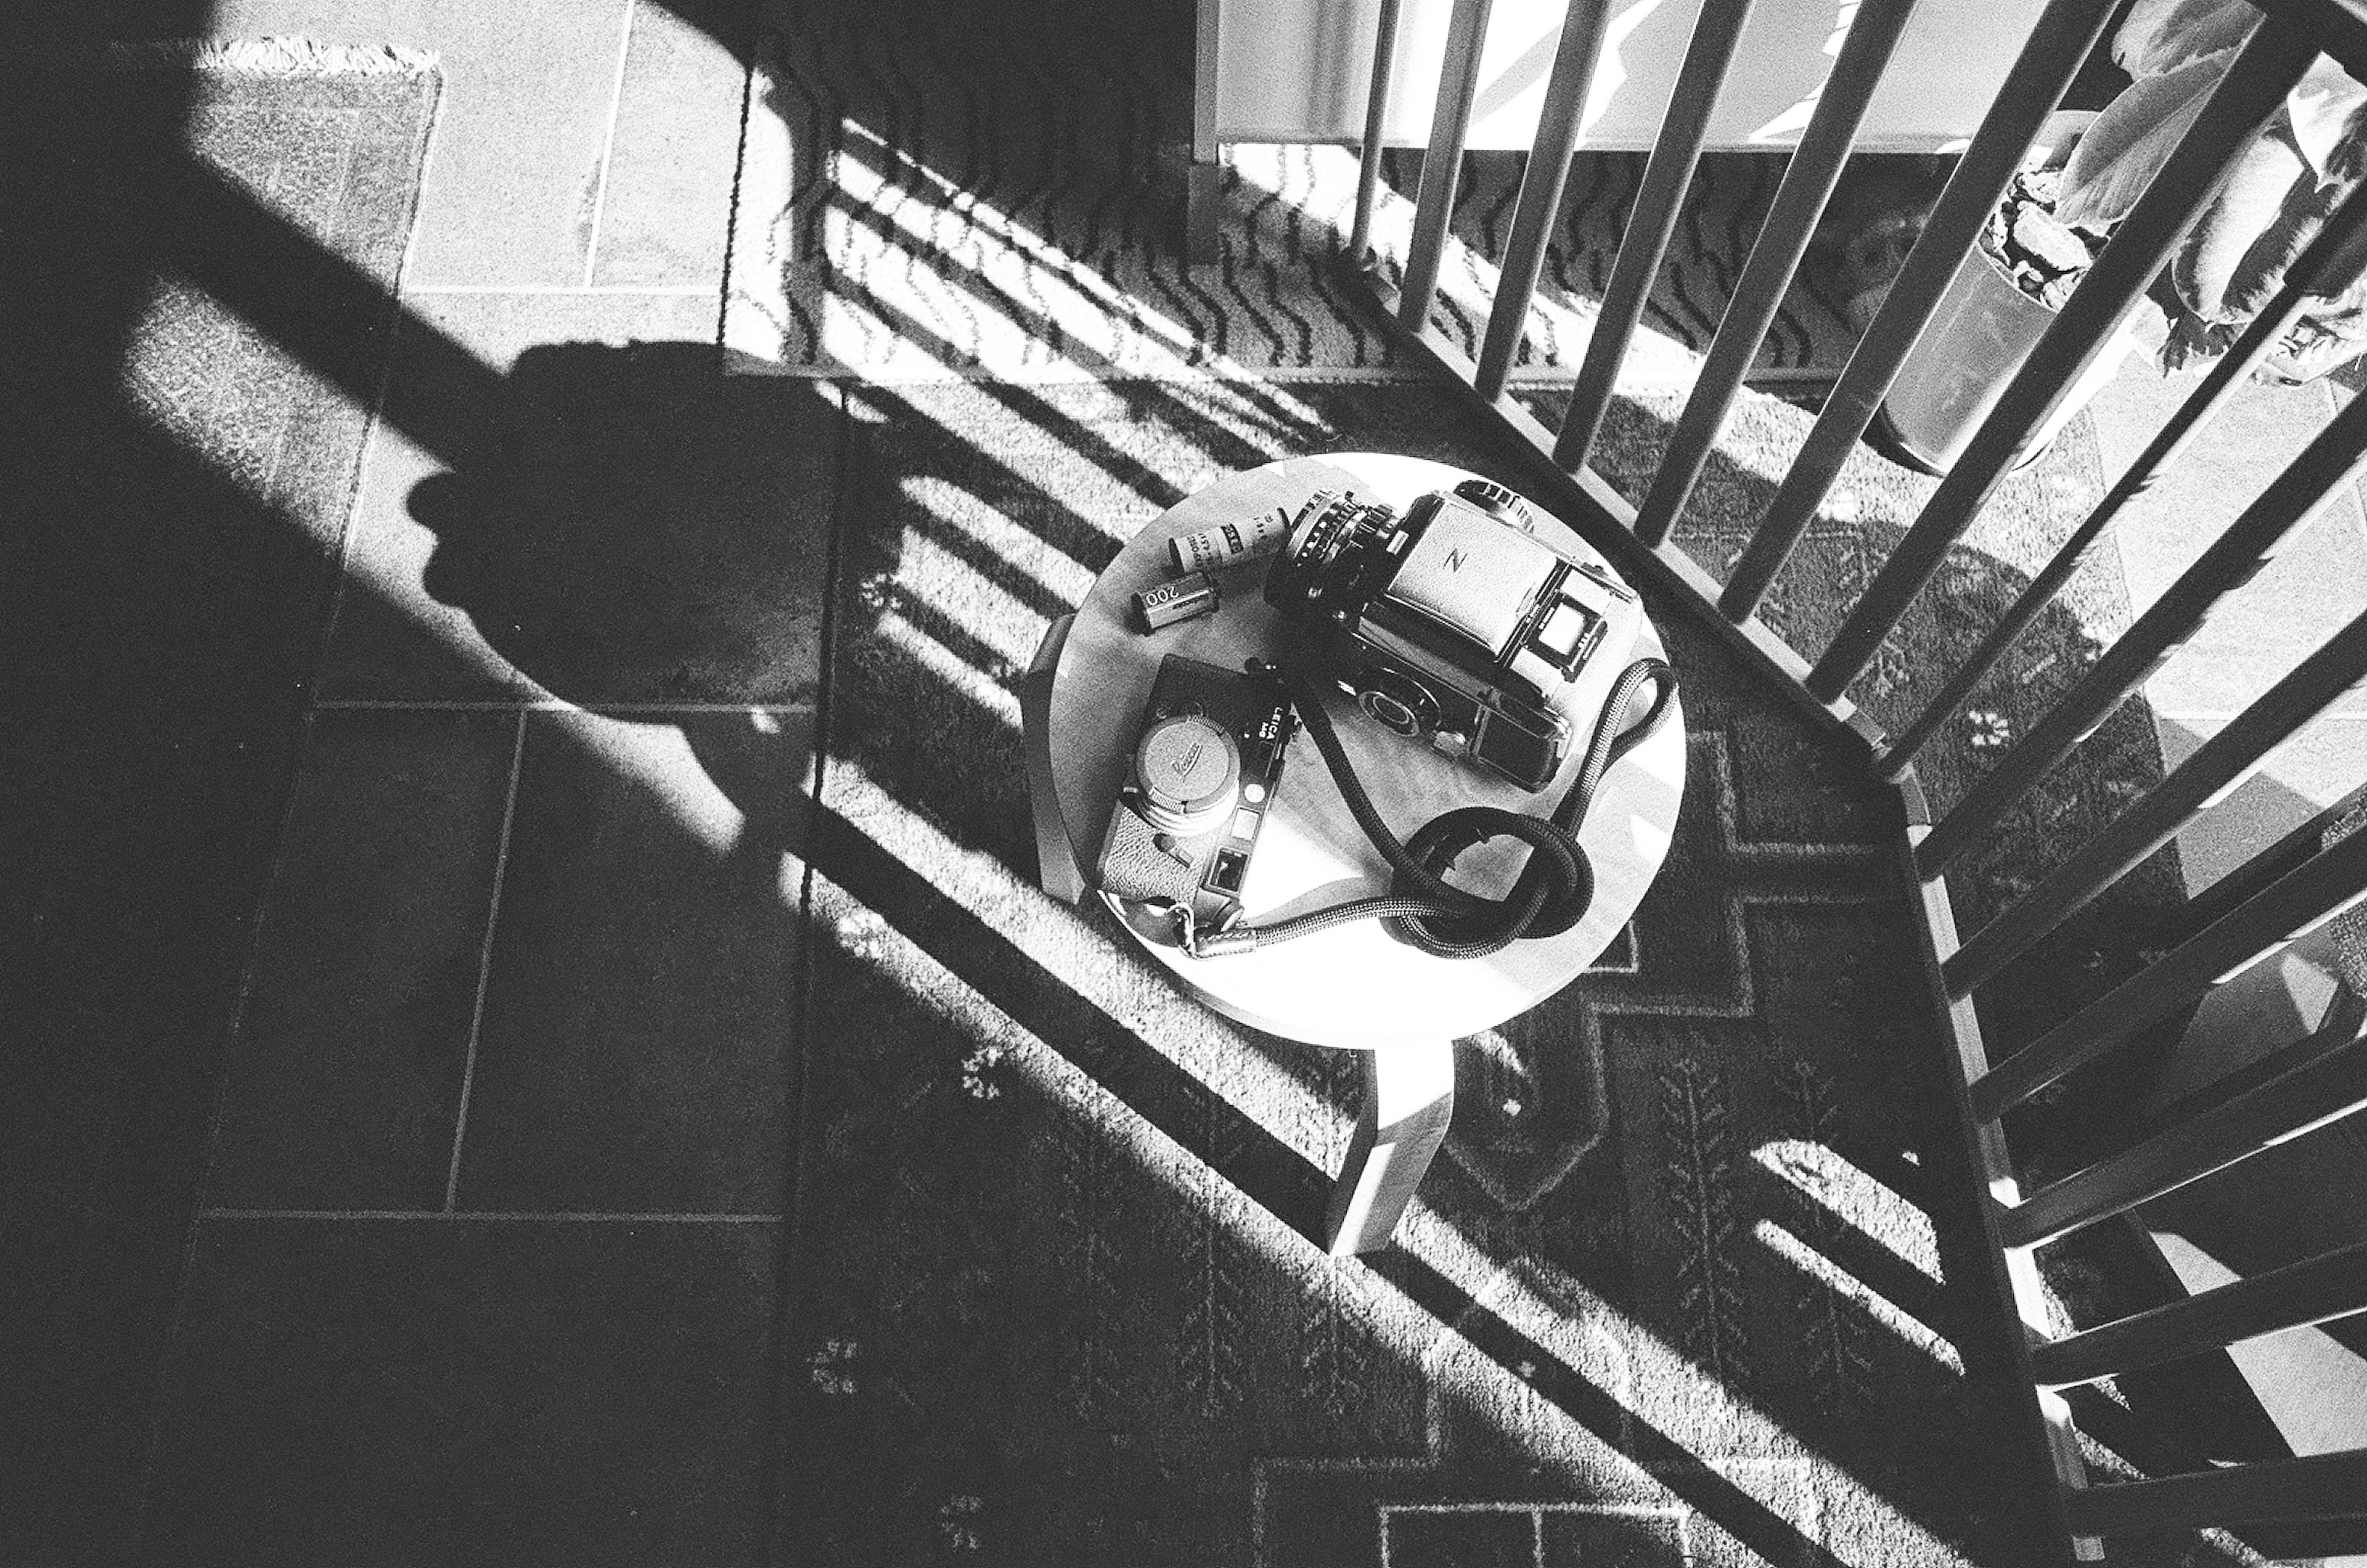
1167, 506, 1291, 574
1133, 571, 1222, 631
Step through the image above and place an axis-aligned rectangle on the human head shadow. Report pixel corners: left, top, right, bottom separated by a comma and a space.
405, 339, 841, 708
402, 338, 1353, 1242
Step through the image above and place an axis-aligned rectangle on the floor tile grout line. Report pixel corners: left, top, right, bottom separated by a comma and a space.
407, 284, 716, 296
581, 0, 640, 288
444, 710, 528, 1212
200, 1209, 783, 1222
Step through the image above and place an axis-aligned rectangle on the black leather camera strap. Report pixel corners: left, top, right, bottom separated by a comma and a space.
1178, 657, 1678, 960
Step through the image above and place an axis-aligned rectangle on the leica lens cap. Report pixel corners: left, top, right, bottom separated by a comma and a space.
1133, 714, 1240, 835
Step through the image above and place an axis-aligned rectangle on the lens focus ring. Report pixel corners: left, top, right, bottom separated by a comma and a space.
1267, 490, 1378, 613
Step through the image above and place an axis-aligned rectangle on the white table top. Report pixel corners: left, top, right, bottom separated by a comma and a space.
1048, 454, 1685, 1051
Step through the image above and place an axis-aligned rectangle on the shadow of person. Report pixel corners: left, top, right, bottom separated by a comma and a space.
404, 340, 1346, 1244
409, 339, 837, 709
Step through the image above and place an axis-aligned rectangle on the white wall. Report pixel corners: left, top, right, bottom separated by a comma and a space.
1211, 0, 2053, 152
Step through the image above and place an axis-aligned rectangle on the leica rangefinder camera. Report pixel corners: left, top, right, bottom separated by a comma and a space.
1095, 655, 1297, 929
1263, 479, 1641, 792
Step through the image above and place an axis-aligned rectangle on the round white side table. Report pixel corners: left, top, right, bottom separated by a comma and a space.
1021, 454, 1685, 1252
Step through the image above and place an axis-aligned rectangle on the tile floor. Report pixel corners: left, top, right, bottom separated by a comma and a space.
122, 2, 810, 1560
110, 0, 2367, 1558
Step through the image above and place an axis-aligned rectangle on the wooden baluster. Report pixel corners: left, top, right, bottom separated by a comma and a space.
1948, 606, 2367, 994
1473, 0, 1616, 401
1397, 0, 1496, 333
1348, 0, 1408, 269
2033, 1238, 2367, 1387
2061, 1448, 2367, 1535
1998, 1023, 2367, 1249
1872, 183, 2367, 777
1550, 0, 1756, 471
2163, 779, 2367, 949
1967, 823, 2367, 1121
1806, 22, 2319, 703
1630, 0, 1919, 547
1921, 385, 2367, 885
1719, 0, 2120, 621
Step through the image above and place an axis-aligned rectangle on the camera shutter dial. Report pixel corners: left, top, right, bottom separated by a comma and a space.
1132, 713, 1241, 836
1449, 477, 1535, 531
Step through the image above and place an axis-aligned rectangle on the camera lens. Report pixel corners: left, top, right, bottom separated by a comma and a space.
1132, 713, 1240, 836
1266, 490, 1396, 615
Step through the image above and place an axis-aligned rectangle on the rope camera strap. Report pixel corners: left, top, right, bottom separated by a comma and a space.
1177, 658, 1678, 960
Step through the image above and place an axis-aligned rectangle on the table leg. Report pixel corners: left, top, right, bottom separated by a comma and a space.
1323, 1041, 1455, 1256
1020, 614, 1086, 904
1185, 155, 1223, 264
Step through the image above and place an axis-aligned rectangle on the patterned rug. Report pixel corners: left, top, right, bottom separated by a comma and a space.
1529, 390, 2191, 1076
722, 0, 1874, 382
777, 377, 2172, 1566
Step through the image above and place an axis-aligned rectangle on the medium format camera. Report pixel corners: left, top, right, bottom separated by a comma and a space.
1264, 479, 1641, 793
1094, 655, 1297, 930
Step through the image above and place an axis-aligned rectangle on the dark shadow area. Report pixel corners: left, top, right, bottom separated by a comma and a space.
3, 26, 412, 1562
1, 5, 775, 1559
